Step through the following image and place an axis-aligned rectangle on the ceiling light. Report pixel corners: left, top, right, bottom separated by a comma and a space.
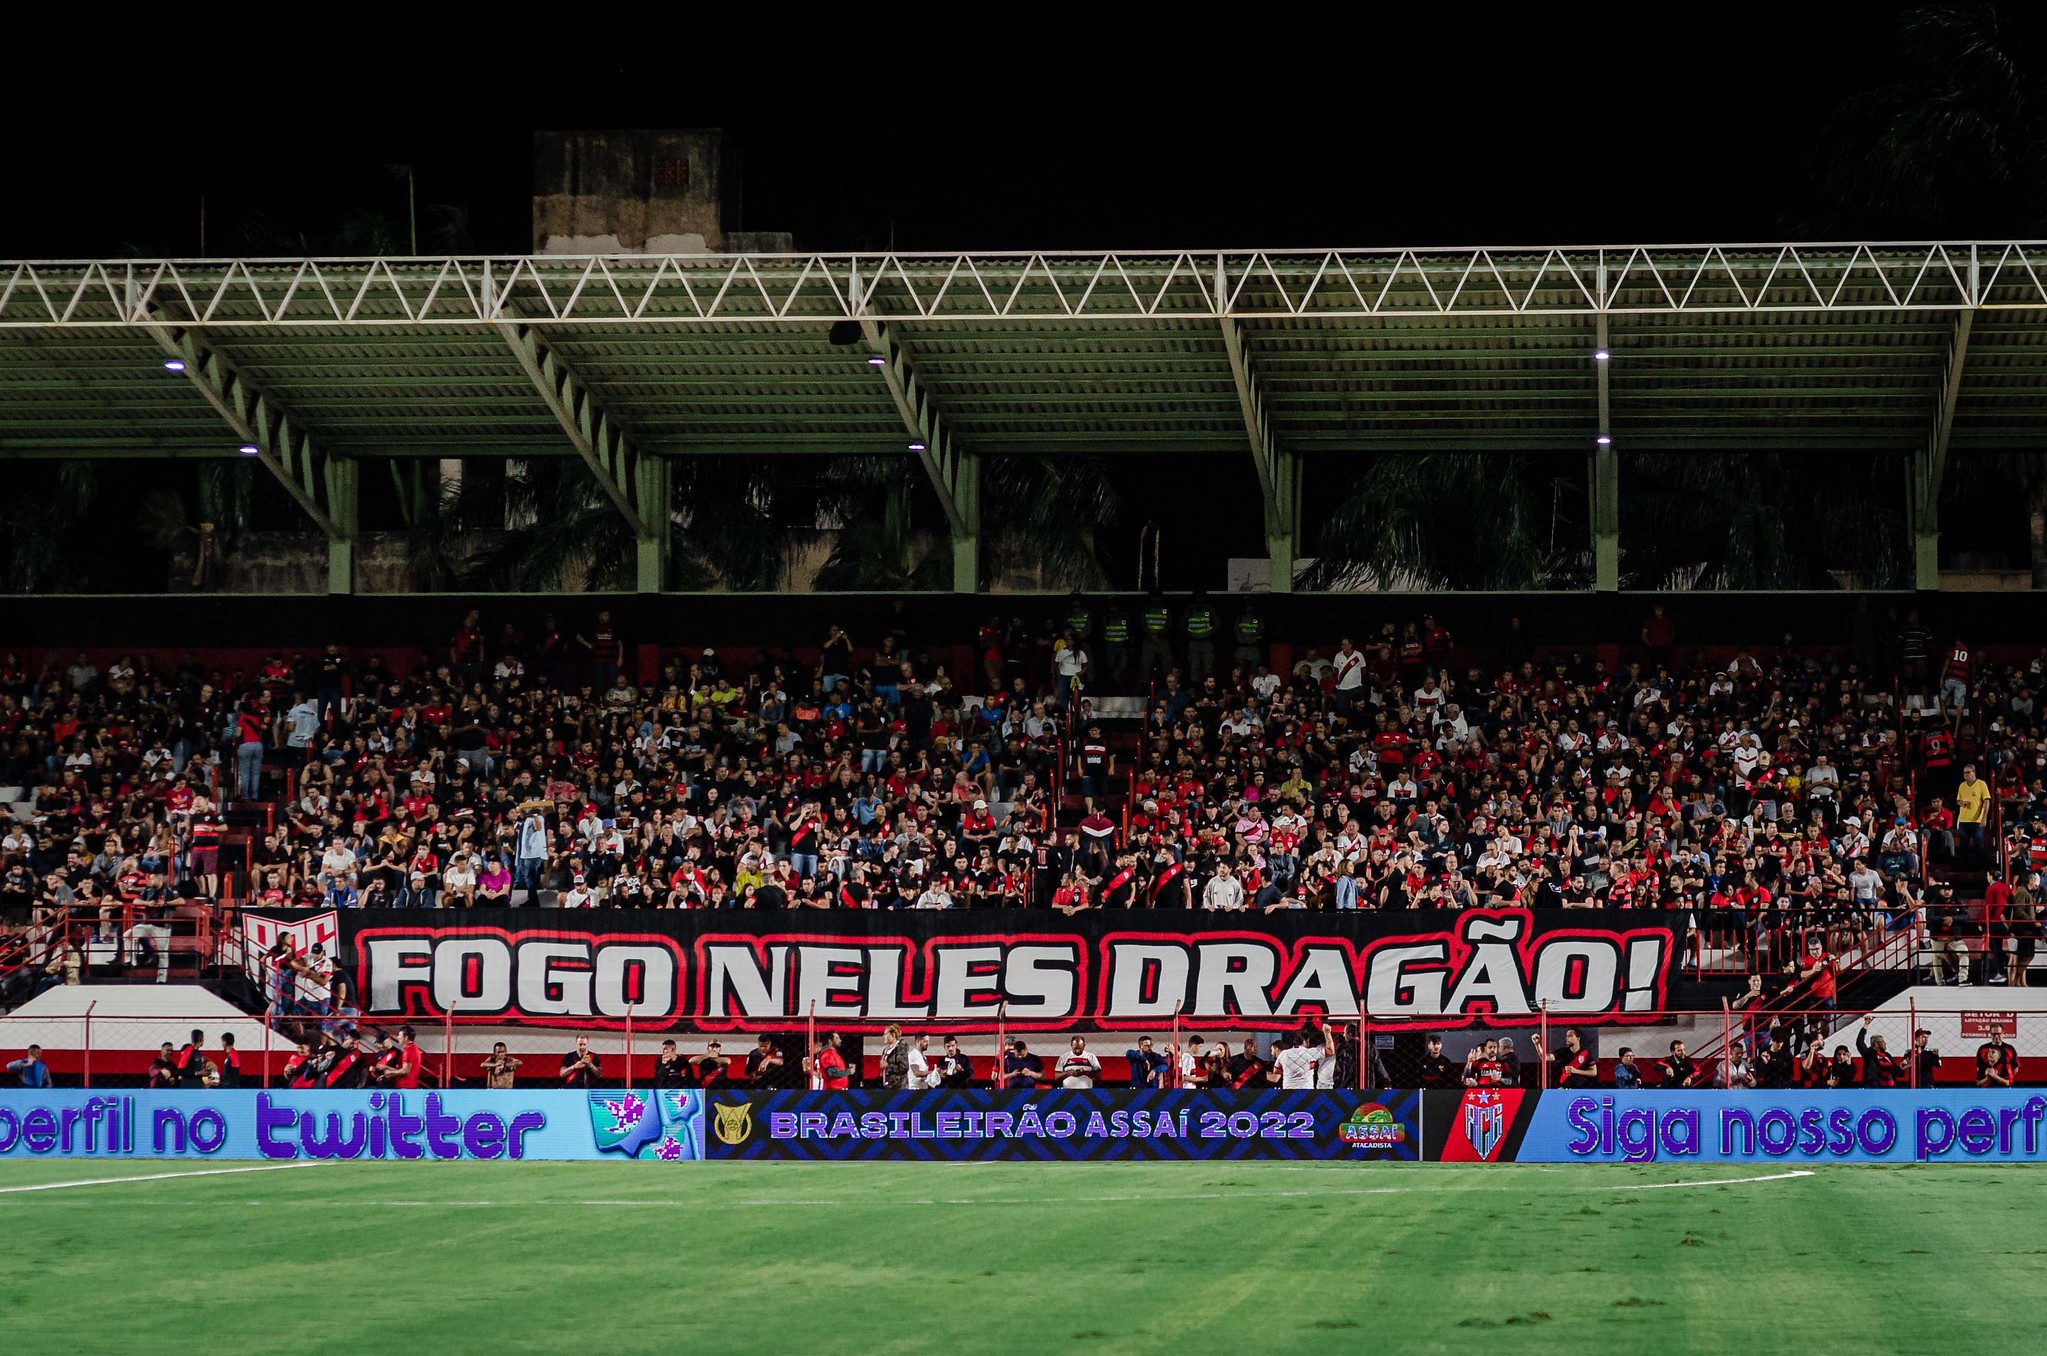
1593, 349, 1610, 361
239, 444, 261, 456
908, 441, 926, 452
1596, 435, 1612, 445
163, 359, 187, 372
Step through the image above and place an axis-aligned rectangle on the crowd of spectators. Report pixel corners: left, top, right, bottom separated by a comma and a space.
575, 1022, 1358, 1093
0, 600, 2043, 993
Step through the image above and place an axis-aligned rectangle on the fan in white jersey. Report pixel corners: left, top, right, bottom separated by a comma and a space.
1271, 1026, 1336, 1089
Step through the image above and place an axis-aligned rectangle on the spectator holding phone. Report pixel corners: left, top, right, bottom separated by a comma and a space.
1612, 1047, 1642, 1090
1057, 1036, 1102, 1089
561, 1033, 601, 1088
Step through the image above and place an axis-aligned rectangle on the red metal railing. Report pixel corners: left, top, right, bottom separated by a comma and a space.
8, 1003, 2044, 1090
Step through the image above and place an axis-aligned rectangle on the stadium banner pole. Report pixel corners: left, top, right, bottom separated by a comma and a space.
441, 1010, 453, 1089
1723, 1003, 1733, 1088
806, 1000, 816, 1087
1537, 1000, 1549, 1090
1909, 996, 1918, 1088
1169, 1001, 1182, 1089
82, 1000, 94, 1089
995, 1001, 1006, 1089
625, 1005, 634, 1090
262, 1011, 271, 1089
1356, 1017, 1367, 1092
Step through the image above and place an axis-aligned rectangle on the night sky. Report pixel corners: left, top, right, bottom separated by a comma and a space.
0, 8, 1948, 261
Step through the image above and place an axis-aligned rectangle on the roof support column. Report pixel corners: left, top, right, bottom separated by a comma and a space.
860, 319, 979, 592
1218, 302, 1298, 592
326, 457, 358, 594
950, 451, 981, 594
634, 454, 672, 593
1591, 314, 1619, 592
1265, 451, 1301, 594
1911, 310, 1973, 592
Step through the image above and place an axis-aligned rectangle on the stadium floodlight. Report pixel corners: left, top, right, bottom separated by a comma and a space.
238, 443, 260, 456
1594, 349, 1611, 361
1596, 435, 1612, 445
867, 355, 886, 367
162, 358, 187, 372
907, 441, 926, 452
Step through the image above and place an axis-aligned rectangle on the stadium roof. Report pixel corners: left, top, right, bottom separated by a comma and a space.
0, 242, 2038, 590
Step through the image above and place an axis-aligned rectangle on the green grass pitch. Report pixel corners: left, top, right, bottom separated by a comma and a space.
0, 1159, 2036, 1354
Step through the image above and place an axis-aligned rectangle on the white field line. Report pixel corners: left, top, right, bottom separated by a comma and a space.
1624, 1169, 1814, 1189
0, 1162, 325, 1195
312, 1168, 1817, 1209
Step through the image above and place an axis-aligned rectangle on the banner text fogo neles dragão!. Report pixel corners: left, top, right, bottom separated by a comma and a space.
325, 907, 1679, 1032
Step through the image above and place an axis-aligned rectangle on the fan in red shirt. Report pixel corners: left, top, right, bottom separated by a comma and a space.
810, 1032, 851, 1090
1462, 1040, 1507, 1087
370, 1026, 425, 1090
1976, 1029, 2019, 1087
282, 1040, 322, 1090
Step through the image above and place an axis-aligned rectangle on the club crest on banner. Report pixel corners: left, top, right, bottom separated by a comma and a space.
1464, 1090, 1506, 1160
239, 911, 338, 984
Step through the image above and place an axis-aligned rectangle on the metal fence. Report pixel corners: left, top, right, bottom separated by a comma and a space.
4, 1002, 2041, 1095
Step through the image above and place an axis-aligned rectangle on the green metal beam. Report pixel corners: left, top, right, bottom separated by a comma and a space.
144, 324, 343, 541
327, 457, 358, 593
1911, 310, 1975, 591
1219, 312, 1299, 592
498, 320, 652, 537
635, 456, 672, 593
861, 319, 980, 592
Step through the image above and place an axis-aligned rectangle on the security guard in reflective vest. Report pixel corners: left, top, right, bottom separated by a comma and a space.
1139, 591, 1174, 682
1234, 604, 1265, 675
1184, 592, 1217, 680
1066, 592, 1094, 643
1101, 603, 1132, 691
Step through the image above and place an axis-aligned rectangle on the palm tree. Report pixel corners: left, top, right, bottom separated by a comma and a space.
1808, 3, 2047, 583
1803, 3, 2047, 238
1623, 454, 1911, 590
981, 455, 1123, 589
0, 463, 100, 591
405, 459, 640, 592
402, 456, 807, 593
1304, 454, 1582, 590
810, 457, 951, 591
135, 460, 258, 590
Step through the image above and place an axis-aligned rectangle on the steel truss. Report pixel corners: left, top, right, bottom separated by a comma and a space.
5, 243, 2045, 327
499, 319, 669, 590
862, 319, 979, 592
1218, 313, 1298, 592
147, 324, 357, 591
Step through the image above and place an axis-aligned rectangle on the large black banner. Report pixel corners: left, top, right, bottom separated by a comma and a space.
700, 1089, 1422, 1161
316, 907, 1684, 1034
